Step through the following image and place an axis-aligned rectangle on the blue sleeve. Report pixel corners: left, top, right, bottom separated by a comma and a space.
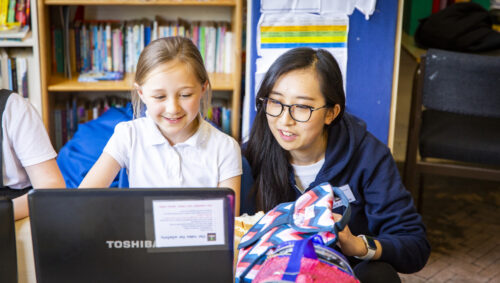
362, 146, 430, 273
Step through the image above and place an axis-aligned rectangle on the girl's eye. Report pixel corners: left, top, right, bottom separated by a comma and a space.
180, 93, 193, 98
153, 96, 166, 100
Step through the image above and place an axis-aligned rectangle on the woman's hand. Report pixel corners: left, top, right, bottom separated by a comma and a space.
332, 213, 383, 260
332, 213, 367, 257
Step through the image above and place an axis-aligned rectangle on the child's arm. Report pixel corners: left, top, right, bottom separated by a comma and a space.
219, 175, 241, 216
79, 152, 122, 188
13, 158, 66, 220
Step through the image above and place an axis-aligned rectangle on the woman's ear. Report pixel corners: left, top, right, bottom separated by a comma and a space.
325, 104, 341, 125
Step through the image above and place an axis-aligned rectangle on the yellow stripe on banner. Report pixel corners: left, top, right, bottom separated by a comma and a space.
261, 36, 347, 44
261, 25, 347, 32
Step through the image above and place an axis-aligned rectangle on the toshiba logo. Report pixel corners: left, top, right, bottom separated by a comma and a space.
106, 240, 156, 249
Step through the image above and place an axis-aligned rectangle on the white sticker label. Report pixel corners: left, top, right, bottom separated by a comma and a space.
152, 199, 225, 248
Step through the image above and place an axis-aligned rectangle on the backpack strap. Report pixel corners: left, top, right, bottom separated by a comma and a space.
0, 89, 14, 187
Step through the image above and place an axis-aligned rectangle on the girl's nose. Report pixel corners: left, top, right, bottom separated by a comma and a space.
164, 98, 181, 114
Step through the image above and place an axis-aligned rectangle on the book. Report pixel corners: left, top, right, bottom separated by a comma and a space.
15, 0, 26, 26
6, 0, 15, 23
77, 71, 123, 82
0, 25, 29, 41
0, 0, 9, 25
53, 28, 64, 74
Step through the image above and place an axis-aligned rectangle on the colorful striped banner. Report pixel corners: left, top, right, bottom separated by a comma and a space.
261, 31, 346, 37
260, 25, 347, 32
261, 36, 347, 44
260, 24, 347, 49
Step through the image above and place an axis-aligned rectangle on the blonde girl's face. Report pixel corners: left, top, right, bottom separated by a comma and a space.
137, 60, 206, 145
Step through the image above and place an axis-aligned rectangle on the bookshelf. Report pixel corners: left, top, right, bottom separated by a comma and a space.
37, 0, 243, 144
0, 0, 42, 115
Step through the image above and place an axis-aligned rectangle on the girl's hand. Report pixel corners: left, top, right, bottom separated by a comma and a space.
332, 213, 367, 257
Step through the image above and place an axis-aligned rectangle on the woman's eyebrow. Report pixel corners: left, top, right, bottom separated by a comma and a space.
270, 91, 315, 101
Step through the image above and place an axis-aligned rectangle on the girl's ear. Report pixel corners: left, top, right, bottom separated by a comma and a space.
201, 80, 209, 94
325, 104, 341, 126
134, 83, 144, 101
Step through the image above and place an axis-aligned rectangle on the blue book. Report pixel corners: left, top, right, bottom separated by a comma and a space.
222, 108, 231, 135
144, 25, 151, 47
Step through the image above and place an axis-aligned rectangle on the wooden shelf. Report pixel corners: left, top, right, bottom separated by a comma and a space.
0, 37, 34, 48
39, 0, 242, 140
48, 72, 234, 92
44, 0, 236, 6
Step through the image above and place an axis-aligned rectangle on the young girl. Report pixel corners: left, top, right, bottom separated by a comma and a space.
0, 89, 66, 220
80, 37, 242, 214
244, 48, 430, 282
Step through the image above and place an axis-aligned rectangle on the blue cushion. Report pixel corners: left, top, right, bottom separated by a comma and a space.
420, 109, 500, 165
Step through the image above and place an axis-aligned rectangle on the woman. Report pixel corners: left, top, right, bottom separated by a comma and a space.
244, 47, 430, 282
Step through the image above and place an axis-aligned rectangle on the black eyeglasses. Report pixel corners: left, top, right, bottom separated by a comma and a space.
258, 97, 328, 122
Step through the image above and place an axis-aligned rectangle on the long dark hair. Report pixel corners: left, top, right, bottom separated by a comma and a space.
244, 48, 346, 212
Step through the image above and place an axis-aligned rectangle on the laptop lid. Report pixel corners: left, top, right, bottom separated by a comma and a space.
0, 197, 17, 283
28, 188, 234, 283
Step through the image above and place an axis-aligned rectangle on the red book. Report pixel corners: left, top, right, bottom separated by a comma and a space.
432, 0, 441, 13
15, 0, 26, 26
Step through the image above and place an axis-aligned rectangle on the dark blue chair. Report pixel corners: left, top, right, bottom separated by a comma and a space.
403, 49, 500, 212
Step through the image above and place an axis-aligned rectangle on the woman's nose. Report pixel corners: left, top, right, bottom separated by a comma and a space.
277, 106, 295, 125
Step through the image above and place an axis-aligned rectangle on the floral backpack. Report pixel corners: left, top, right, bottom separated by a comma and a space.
235, 182, 359, 282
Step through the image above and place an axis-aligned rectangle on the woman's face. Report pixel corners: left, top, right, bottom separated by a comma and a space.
265, 68, 338, 164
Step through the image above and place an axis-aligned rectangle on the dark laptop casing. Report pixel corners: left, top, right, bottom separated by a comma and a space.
28, 188, 234, 283
0, 197, 17, 283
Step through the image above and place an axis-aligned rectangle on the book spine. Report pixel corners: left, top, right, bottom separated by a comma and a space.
20, 58, 27, 98
222, 107, 231, 135
15, 0, 26, 26
7, 0, 16, 23
54, 108, 62, 151
74, 24, 81, 72
0, 0, 8, 25
7, 57, 12, 90
69, 26, 76, 74
61, 108, 67, 145
11, 56, 17, 92
106, 22, 112, 72
199, 25, 206, 64
144, 22, 151, 47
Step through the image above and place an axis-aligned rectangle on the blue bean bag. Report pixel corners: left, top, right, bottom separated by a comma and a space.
57, 104, 133, 188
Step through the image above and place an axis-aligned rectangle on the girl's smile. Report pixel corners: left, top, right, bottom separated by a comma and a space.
137, 60, 206, 145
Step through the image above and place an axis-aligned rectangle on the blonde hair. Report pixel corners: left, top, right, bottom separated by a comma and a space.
131, 36, 212, 118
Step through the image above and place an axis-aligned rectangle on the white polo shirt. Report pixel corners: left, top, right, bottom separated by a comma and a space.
103, 114, 242, 188
2, 94, 57, 189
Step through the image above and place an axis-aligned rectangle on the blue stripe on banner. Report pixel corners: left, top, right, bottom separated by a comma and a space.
261, 42, 346, 48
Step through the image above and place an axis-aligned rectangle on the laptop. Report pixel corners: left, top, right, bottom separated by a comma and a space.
0, 197, 17, 283
28, 188, 235, 283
